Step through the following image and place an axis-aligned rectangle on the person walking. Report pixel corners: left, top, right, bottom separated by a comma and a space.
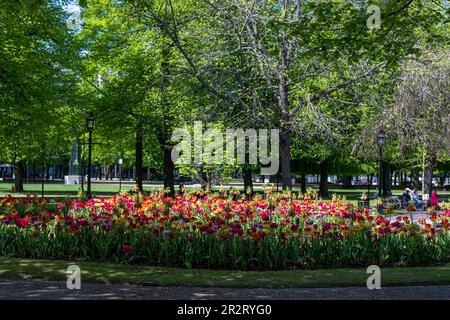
430, 190, 439, 210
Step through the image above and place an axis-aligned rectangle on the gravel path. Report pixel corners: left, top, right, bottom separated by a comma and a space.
0, 279, 449, 300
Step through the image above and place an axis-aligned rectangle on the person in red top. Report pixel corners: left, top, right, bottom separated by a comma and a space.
430, 190, 439, 210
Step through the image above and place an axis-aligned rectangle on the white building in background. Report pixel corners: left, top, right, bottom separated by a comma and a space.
0, 164, 13, 180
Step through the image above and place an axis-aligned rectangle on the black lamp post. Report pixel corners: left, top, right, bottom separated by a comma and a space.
377, 129, 386, 213
86, 112, 95, 198
79, 138, 84, 194
40, 146, 45, 198
119, 157, 123, 193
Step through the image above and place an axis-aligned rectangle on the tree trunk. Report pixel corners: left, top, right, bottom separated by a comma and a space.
439, 173, 447, 187
158, 43, 175, 196
342, 175, 352, 188
243, 167, 253, 194
107, 165, 113, 180
411, 167, 420, 189
135, 124, 144, 192
163, 147, 175, 196
80, 157, 85, 185
300, 172, 307, 194
280, 129, 292, 190
14, 160, 25, 192
424, 154, 437, 195
277, 29, 293, 191
33, 163, 37, 181
319, 160, 328, 198
199, 169, 211, 191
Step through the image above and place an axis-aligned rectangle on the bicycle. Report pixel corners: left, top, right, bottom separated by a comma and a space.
374, 191, 402, 211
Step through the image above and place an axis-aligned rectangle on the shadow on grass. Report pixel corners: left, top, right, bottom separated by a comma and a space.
2, 257, 450, 289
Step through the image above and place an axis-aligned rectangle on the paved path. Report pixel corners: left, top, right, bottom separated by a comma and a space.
0, 279, 449, 300
389, 212, 431, 223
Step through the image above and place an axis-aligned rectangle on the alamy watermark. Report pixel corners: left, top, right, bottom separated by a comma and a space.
66, 265, 81, 290
366, 265, 381, 290
367, 4, 381, 31
171, 121, 280, 176
66, 4, 81, 30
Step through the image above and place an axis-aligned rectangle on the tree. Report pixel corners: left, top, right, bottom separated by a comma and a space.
76, 0, 200, 194
128, 0, 448, 190
0, 0, 77, 191
390, 50, 450, 194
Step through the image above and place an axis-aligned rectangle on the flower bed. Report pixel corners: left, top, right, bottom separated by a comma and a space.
1, 191, 450, 270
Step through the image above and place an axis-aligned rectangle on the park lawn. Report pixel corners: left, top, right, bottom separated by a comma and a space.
0, 183, 447, 208
1, 182, 449, 196
1, 257, 450, 288
0, 183, 156, 196
0, 183, 360, 206
0, 182, 366, 199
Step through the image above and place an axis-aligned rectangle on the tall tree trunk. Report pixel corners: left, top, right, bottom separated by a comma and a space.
280, 129, 292, 190
14, 160, 25, 192
411, 167, 420, 188
424, 154, 437, 195
278, 29, 293, 191
199, 169, 211, 191
135, 124, 144, 192
33, 163, 37, 181
158, 43, 175, 196
243, 167, 253, 194
80, 157, 85, 185
439, 173, 447, 187
163, 147, 175, 196
300, 172, 307, 194
319, 160, 328, 198
107, 165, 113, 180
342, 175, 352, 188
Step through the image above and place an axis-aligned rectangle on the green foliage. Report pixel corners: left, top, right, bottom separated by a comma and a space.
0, 0, 448, 181
0, 0, 78, 165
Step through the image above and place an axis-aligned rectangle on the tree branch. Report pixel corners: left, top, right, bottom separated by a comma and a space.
292, 63, 386, 115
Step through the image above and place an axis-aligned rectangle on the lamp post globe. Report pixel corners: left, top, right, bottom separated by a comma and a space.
86, 112, 95, 132
377, 129, 386, 148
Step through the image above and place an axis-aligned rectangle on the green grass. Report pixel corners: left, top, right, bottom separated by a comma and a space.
0, 183, 362, 206
1, 257, 450, 288
1, 182, 447, 208
0, 182, 370, 199
0, 183, 156, 196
